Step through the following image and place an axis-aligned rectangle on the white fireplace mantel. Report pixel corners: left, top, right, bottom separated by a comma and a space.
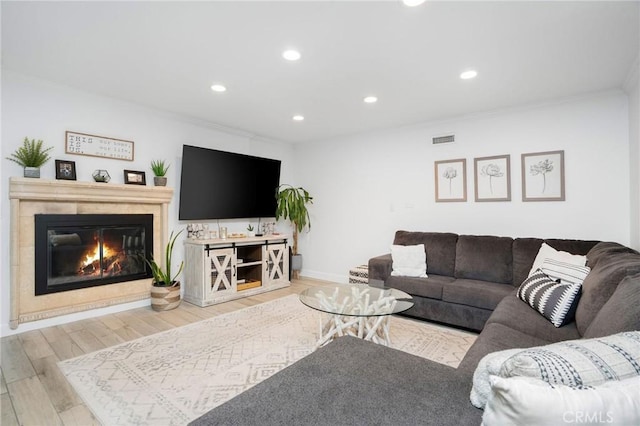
9, 177, 174, 329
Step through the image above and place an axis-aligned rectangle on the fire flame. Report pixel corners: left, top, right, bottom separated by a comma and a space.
82, 241, 114, 268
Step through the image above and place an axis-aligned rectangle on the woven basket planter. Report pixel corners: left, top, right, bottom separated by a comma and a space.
150, 282, 181, 311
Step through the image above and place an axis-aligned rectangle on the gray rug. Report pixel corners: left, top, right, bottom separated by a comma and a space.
58, 294, 476, 425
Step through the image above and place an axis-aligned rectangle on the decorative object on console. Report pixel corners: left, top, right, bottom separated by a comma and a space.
275, 184, 313, 279
521, 150, 565, 201
473, 154, 511, 202
55, 159, 77, 181
143, 229, 184, 311
6, 137, 54, 178
124, 169, 146, 185
66, 130, 134, 161
150, 159, 169, 186
92, 169, 111, 183
246, 224, 255, 237
390, 244, 428, 277
434, 158, 467, 202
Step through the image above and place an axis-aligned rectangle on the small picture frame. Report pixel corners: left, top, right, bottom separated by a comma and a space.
55, 160, 77, 181
124, 169, 146, 185
474, 155, 511, 202
435, 158, 467, 202
521, 150, 565, 201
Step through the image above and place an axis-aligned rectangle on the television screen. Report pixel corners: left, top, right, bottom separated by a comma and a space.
178, 145, 281, 220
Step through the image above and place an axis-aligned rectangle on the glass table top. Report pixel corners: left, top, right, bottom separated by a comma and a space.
299, 284, 414, 317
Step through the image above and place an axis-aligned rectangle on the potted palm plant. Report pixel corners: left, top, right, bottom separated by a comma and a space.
144, 229, 184, 311
275, 184, 313, 279
150, 159, 169, 186
6, 137, 54, 178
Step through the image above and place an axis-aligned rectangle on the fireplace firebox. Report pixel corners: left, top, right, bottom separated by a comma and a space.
35, 214, 153, 295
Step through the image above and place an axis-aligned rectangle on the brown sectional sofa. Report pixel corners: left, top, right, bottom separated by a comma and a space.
191, 231, 640, 425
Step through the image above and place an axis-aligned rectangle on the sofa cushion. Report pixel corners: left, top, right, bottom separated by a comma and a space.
575, 251, 640, 335
442, 279, 513, 311
386, 275, 453, 300
512, 238, 544, 288
485, 293, 581, 343
543, 238, 598, 258
483, 376, 640, 426
393, 231, 458, 276
586, 241, 639, 268
583, 272, 640, 338
516, 269, 582, 328
457, 322, 551, 373
454, 235, 513, 284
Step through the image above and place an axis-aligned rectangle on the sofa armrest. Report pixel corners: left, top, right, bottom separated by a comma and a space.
369, 254, 392, 283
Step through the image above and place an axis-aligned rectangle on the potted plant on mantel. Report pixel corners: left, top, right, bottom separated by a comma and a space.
150, 159, 169, 186
143, 229, 184, 311
6, 137, 54, 178
275, 184, 313, 280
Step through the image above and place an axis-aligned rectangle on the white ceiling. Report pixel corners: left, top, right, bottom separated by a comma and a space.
2, 1, 639, 144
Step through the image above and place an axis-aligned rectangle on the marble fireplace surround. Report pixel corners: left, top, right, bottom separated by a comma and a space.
9, 177, 173, 329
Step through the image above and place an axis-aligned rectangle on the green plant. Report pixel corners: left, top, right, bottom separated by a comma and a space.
247, 224, 254, 232
6, 137, 54, 168
143, 229, 184, 287
150, 159, 169, 177
275, 184, 313, 256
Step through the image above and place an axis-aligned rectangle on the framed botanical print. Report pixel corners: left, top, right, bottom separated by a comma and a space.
521, 150, 565, 201
435, 158, 467, 202
474, 155, 511, 202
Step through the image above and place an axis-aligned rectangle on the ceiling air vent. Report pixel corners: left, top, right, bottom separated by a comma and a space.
432, 134, 455, 145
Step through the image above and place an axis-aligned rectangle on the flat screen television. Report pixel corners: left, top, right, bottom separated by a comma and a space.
178, 145, 281, 220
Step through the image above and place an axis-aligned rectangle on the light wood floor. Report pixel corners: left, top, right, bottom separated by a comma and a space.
0, 278, 335, 426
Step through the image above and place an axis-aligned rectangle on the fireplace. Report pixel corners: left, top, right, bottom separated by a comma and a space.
35, 214, 153, 295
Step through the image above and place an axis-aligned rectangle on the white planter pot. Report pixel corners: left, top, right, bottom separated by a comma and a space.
291, 254, 303, 271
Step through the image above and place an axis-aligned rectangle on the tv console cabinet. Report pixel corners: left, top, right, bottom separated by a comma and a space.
183, 235, 290, 307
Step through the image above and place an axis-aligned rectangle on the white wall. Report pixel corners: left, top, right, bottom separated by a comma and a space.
625, 59, 640, 251
294, 92, 631, 283
0, 71, 295, 335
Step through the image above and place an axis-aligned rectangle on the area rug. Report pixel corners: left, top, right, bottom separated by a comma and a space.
58, 294, 476, 426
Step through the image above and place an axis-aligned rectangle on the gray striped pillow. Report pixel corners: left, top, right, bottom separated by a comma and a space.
517, 269, 582, 327
541, 258, 591, 285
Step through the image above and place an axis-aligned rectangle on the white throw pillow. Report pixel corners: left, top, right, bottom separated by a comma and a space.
482, 375, 640, 426
390, 244, 427, 278
470, 348, 524, 409
541, 258, 591, 285
528, 242, 587, 278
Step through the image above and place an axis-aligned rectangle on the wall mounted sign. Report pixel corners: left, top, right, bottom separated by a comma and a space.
65, 131, 134, 161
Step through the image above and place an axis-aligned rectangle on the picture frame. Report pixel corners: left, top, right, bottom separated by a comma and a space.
474, 154, 511, 202
124, 169, 146, 185
66, 130, 135, 161
434, 158, 467, 202
55, 159, 77, 181
521, 150, 565, 202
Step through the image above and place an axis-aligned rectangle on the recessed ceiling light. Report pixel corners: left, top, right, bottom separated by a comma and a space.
292, 115, 304, 121
460, 70, 478, 80
210, 84, 227, 92
282, 49, 301, 61
403, 0, 426, 6
363, 96, 378, 104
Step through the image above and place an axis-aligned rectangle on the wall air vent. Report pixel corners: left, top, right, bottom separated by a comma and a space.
432, 134, 455, 145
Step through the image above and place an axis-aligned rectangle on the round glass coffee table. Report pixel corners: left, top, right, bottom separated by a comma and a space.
299, 285, 414, 347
